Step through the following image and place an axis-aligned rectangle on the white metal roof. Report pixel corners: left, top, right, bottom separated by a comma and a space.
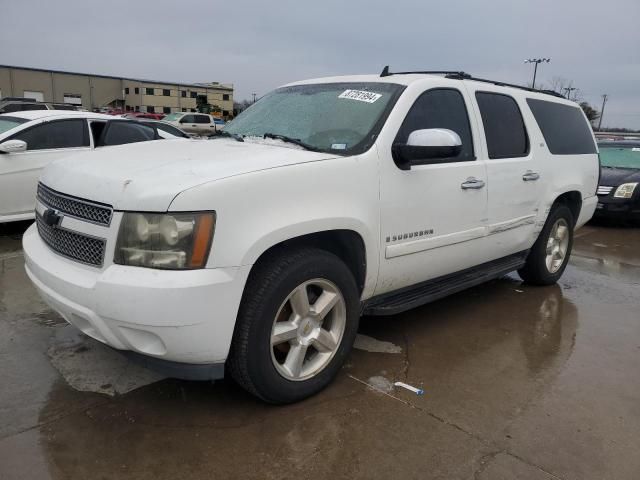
0, 110, 113, 121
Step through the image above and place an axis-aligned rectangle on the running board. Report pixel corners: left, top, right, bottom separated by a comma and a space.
362, 251, 528, 316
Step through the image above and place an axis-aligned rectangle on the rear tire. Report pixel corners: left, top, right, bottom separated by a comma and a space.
518, 204, 574, 285
227, 247, 360, 404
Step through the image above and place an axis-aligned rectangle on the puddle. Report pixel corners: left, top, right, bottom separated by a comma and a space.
366, 376, 395, 393
34, 310, 67, 328
354, 334, 402, 354
47, 328, 165, 396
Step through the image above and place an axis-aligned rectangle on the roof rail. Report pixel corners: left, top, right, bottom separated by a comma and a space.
380, 65, 471, 79
379, 66, 566, 99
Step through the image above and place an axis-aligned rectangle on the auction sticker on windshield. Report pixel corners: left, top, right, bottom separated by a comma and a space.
338, 90, 382, 103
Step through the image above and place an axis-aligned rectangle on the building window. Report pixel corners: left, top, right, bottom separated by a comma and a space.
135, 105, 140, 112
147, 106, 155, 113
146, 88, 155, 95
63, 94, 82, 105
181, 90, 187, 98
134, 87, 140, 94
24, 90, 45, 102
181, 108, 186, 112
190, 91, 197, 99
190, 108, 196, 112
223, 94, 230, 101
222, 110, 229, 117
163, 107, 171, 114
126, 105, 131, 111
125, 87, 130, 94
163, 89, 170, 96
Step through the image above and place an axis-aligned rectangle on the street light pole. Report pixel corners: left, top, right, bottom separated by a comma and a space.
563, 86, 577, 101
524, 58, 551, 89
597, 94, 608, 131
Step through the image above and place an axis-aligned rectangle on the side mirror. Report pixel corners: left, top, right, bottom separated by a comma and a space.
0, 139, 28, 154
392, 129, 462, 170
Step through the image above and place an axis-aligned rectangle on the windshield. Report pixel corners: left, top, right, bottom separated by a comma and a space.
224, 82, 404, 154
0, 116, 28, 135
163, 113, 183, 122
599, 145, 640, 169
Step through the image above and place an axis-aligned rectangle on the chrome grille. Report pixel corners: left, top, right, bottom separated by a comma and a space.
36, 214, 106, 267
597, 185, 614, 196
37, 183, 113, 226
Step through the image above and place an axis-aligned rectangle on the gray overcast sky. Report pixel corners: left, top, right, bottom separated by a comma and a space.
1, 0, 638, 128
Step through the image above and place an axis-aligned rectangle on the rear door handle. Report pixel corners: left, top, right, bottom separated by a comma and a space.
522, 170, 540, 181
461, 177, 486, 189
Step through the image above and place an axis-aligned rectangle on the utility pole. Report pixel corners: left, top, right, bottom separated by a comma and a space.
563, 86, 577, 101
525, 58, 550, 89
597, 94, 608, 131
252, 93, 257, 104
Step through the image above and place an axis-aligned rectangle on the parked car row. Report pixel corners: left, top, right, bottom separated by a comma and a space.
0, 97, 82, 114
0, 110, 190, 223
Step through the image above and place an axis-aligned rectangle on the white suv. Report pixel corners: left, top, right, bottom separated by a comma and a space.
23, 69, 599, 403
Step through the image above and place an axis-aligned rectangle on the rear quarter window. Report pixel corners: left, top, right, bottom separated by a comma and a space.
526, 99, 597, 155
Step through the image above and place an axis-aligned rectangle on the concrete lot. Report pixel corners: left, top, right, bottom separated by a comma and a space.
0, 221, 638, 480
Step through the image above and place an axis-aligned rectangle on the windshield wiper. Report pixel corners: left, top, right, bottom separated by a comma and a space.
263, 133, 318, 151
217, 131, 244, 142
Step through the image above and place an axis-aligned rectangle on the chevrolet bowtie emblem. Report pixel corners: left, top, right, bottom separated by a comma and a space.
43, 208, 63, 227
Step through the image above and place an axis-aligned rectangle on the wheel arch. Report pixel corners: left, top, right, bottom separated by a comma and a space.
247, 229, 369, 296
552, 190, 582, 225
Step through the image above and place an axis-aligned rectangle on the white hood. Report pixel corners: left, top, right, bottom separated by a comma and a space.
40, 138, 338, 211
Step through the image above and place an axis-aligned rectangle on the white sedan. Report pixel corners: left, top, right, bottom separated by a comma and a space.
0, 111, 190, 224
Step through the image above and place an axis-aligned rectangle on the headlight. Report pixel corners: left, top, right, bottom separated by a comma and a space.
613, 183, 638, 199
115, 212, 215, 269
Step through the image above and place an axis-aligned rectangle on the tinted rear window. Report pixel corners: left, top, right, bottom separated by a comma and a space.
475, 92, 528, 159
526, 99, 596, 155
99, 121, 156, 146
12, 119, 89, 150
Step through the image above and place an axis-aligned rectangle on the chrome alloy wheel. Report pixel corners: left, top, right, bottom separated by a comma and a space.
545, 218, 570, 274
270, 278, 346, 381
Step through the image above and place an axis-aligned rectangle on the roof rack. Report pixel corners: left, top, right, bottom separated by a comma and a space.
379, 66, 566, 99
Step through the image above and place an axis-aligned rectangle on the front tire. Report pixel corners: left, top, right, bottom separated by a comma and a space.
227, 247, 360, 404
518, 204, 574, 285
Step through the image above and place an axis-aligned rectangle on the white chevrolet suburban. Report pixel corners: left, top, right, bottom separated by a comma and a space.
23, 68, 599, 403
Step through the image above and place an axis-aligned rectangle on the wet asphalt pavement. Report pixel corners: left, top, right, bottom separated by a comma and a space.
0, 221, 638, 480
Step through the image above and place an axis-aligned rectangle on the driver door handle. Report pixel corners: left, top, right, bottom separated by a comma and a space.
461, 177, 485, 190
522, 170, 540, 181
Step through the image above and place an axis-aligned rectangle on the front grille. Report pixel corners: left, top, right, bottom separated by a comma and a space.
597, 185, 614, 196
36, 214, 106, 267
37, 183, 113, 226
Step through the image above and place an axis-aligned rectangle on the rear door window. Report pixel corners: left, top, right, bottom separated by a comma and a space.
12, 119, 89, 150
475, 92, 529, 159
98, 121, 156, 146
526, 99, 597, 155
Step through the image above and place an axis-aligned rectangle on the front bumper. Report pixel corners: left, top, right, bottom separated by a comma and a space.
593, 197, 640, 221
23, 224, 251, 376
